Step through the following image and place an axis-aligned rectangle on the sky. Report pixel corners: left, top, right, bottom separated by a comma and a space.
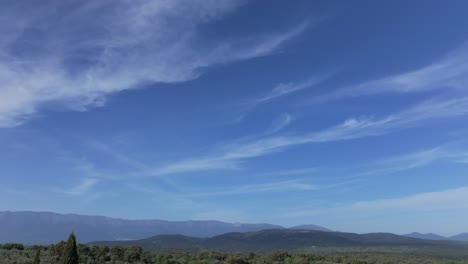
1, 0, 468, 236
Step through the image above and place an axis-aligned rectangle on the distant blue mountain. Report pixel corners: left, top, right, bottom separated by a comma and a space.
289, 224, 331, 232
91, 229, 451, 252
0, 211, 329, 245
449, 233, 468, 241
403, 232, 446, 240
404, 232, 468, 242
5, 211, 466, 246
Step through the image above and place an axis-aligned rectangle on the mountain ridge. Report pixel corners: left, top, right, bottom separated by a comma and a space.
2, 211, 468, 246
449, 233, 468, 241
403, 232, 468, 241
90, 229, 465, 253
0, 211, 326, 244
290, 224, 331, 232
403, 232, 447, 240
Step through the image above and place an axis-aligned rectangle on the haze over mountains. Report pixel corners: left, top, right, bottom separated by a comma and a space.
1, 211, 466, 246
403, 232, 468, 241
0, 211, 327, 244
91, 229, 467, 253
449, 233, 468, 241
403, 232, 447, 240
289, 224, 331, 232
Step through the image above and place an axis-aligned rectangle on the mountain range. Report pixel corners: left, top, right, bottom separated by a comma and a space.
403, 232, 468, 241
0, 211, 328, 244
1, 211, 466, 246
91, 229, 465, 253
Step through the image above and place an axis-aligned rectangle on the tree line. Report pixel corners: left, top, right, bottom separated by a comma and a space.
1, 232, 467, 264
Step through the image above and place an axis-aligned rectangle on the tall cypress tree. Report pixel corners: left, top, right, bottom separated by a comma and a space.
61, 232, 79, 264
33, 248, 41, 264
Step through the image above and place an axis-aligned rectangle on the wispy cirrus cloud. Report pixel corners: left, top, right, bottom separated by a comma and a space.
153, 95, 468, 176
313, 42, 468, 102
260, 168, 317, 177
283, 185, 468, 232
64, 178, 99, 196
232, 73, 331, 124
357, 145, 468, 177
188, 179, 317, 197
351, 186, 468, 211
265, 113, 293, 135
256, 75, 330, 104
0, 0, 308, 127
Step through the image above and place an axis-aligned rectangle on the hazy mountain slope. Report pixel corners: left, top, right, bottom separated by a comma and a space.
403, 232, 468, 242
91, 229, 447, 252
404, 232, 447, 240
289, 224, 331, 232
0, 211, 283, 244
357, 232, 436, 245
449, 233, 468, 241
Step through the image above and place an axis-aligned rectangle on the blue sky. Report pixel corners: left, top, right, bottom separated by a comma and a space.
1, 0, 468, 236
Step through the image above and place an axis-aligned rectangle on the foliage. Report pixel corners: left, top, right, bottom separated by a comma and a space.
1, 243, 25, 250
1, 244, 468, 264
92, 229, 450, 253
61, 232, 79, 264
33, 248, 41, 264
124, 246, 143, 263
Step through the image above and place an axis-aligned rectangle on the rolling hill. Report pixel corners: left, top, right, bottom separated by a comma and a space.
3, 211, 466, 248
403, 232, 447, 240
449, 233, 468, 241
403, 232, 468, 241
91, 229, 454, 252
290, 224, 331, 232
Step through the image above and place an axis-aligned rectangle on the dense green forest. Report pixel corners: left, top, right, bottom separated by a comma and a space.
1, 232, 467, 264
2, 242, 468, 264
90, 229, 459, 252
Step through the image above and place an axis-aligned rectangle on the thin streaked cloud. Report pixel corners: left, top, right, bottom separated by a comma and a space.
350, 186, 468, 211
312, 42, 468, 102
188, 180, 317, 197
63, 178, 99, 196
256, 75, 331, 104
265, 114, 293, 135
153, 95, 468, 176
0, 0, 308, 127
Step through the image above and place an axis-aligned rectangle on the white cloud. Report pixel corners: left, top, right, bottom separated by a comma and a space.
266, 114, 293, 135
189, 180, 317, 197
153, 95, 468, 176
283, 186, 468, 235
351, 186, 468, 211
358, 145, 468, 177
256, 74, 331, 104
150, 157, 240, 176
315, 42, 468, 101
0, 0, 307, 127
64, 178, 99, 195
260, 168, 317, 176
